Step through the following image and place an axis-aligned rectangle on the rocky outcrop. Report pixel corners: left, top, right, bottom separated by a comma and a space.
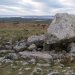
44, 13, 75, 51
19, 51, 53, 60
46, 13, 75, 44
0, 35, 44, 52
27, 35, 45, 50
13, 40, 27, 52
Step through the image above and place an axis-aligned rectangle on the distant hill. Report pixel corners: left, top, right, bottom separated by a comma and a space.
0, 16, 53, 23
0, 15, 54, 19
21, 16, 54, 19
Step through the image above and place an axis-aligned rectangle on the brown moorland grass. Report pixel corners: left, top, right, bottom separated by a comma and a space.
0, 22, 48, 29
0, 22, 48, 41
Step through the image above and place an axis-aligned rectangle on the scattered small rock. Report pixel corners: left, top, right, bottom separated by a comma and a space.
28, 44, 37, 51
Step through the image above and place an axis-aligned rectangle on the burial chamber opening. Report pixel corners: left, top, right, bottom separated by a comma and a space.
44, 43, 69, 52
44, 37, 75, 52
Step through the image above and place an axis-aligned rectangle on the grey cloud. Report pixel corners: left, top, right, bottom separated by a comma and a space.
0, 0, 20, 5
32, 0, 65, 8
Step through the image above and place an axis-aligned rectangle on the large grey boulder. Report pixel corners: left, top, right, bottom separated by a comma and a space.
19, 51, 53, 60
27, 35, 45, 49
45, 13, 75, 44
45, 13, 75, 50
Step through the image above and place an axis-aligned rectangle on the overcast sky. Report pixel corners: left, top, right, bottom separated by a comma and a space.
0, 0, 75, 16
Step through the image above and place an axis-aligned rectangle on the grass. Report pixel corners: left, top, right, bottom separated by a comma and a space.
0, 60, 49, 75
0, 21, 48, 42
0, 28, 46, 45
0, 52, 75, 75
